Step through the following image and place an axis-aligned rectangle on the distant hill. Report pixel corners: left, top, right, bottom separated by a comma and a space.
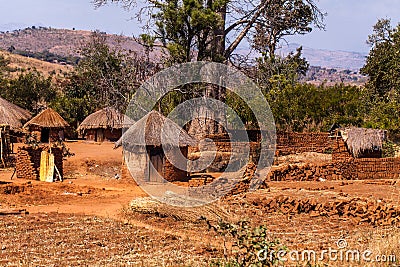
0, 27, 161, 62
279, 43, 368, 71
0, 27, 368, 84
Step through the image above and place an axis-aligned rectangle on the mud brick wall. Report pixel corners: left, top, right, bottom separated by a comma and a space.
332, 137, 353, 161
276, 132, 333, 156
163, 147, 190, 182
353, 158, 400, 179
121, 148, 189, 183
16, 146, 63, 180
267, 157, 400, 181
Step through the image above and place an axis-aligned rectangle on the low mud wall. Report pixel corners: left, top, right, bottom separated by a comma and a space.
267, 157, 400, 181
353, 158, 400, 179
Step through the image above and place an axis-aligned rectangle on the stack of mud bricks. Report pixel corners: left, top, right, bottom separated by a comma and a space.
16, 146, 63, 180
258, 195, 400, 226
275, 132, 334, 156
187, 163, 258, 198
188, 176, 215, 187
267, 160, 355, 182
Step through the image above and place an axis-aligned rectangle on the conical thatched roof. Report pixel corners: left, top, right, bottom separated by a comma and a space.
340, 127, 386, 157
116, 110, 196, 149
77, 107, 135, 132
0, 97, 31, 129
24, 108, 69, 129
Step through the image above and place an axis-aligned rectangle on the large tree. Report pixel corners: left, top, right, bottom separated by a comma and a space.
94, 0, 324, 135
95, 0, 324, 63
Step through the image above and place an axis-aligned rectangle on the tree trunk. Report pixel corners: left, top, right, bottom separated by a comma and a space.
189, 1, 227, 139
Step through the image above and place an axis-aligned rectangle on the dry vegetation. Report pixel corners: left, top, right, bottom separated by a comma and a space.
0, 50, 72, 78
0, 143, 399, 266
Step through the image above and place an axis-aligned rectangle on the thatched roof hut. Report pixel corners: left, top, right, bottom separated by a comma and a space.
78, 107, 134, 131
78, 107, 135, 142
116, 110, 196, 149
0, 97, 31, 129
24, 108, 69, 142
340, 127, 386, 158
117, 110, 196, 183
24, 108, 69, 129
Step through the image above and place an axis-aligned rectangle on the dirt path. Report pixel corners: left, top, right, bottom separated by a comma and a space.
0, 141, 147, 220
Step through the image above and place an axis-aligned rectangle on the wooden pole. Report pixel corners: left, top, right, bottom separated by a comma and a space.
0, 128, 4, 168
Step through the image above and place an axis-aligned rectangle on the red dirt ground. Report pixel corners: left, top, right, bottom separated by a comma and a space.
1, 142, 399, 266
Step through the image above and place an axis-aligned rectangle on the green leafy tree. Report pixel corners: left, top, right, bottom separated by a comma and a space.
361, 19, 400, 97
363, 90, 400, 137
255, 46, 309, 93
58, 31, 154, 127
95, 0, 324, 64
266, 83, 367, 132
0, 70, 56, 113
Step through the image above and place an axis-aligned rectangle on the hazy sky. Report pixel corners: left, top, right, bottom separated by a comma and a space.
0, 0, 399, 53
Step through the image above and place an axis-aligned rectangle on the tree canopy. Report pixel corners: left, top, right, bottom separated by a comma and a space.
361, 19, 400, 97
94, 0, 325, 64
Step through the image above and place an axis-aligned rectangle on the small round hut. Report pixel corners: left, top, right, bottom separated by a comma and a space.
78, 107, 135, 142
24, 108, 69, 143
116, 110, 196, 183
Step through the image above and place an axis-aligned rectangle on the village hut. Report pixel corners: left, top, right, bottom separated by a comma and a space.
0, 97, 31, 129
337, 127, 387, 158
116, 110, 196, 183
23, 108, 70, 143
78, 107, 135, 142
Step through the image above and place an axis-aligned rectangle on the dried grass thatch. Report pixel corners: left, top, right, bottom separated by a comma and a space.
340, 127, 386, 157
24, 108, 69, 129
77, 107, 134, 132
129, 196, 234, 223
116, 110, 196, 149
0, 97, 31, 129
